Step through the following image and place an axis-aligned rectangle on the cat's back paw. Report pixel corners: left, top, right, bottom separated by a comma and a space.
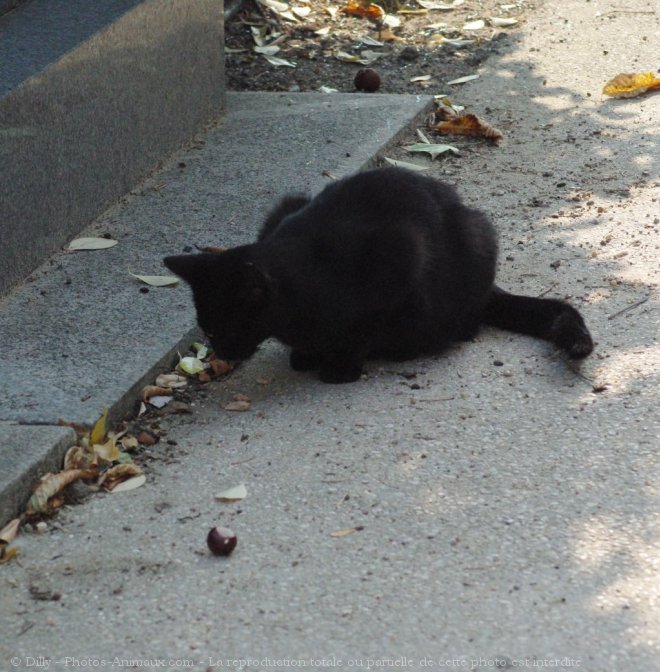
551, 309, 594, 359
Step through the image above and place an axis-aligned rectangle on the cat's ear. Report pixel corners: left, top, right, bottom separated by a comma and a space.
163, 254, 220, 286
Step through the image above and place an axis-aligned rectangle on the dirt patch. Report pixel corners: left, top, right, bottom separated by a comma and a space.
226, 0, 543, 94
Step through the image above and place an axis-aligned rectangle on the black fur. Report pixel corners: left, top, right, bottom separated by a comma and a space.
164, 167, 593, 383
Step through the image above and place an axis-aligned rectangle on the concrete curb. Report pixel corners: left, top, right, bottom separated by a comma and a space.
0, 91, 434, 526
0, 0, 225, 297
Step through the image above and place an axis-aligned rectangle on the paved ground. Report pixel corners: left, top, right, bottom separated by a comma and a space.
1, 0, 658, 669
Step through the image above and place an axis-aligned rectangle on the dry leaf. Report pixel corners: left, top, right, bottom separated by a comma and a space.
209, 359, 233, 377
90, 408, 109, 447
257, 0, 289, 13
120, 435, 140, 451
340, 1, 384, 21
417, 1, 457, 9
93, 436, 120, 463
382, 14, 400, 28
63, 445, 97, 470
129, 273, 179, 287
377, 26, 399, 41
263, 55, 296, 67
0, 518, 20, 545
0, 546, 19, 564
360, 35, 385, 47
142, 385, 172, 402
98, 464, 143, 491
442, 37, 475, 47
224, 399, 251, 412
335, 49, 384, 65
215, 483, 248, 502
255, 45, 281, 56
383, 157, 429, 171
602, 72, 660, 98
26, 468, 98, 515
489, 16, 518, 26
431, 113, 503, 142
155, 373, 188, 388
110, 474, 146, 493
136, 431, 158, 445
463, 19, 485, 30
404, 143, 460, 160
292, 5, 311, 18
447, 74, 480, 85
331, 525, 364, 538
67, 237, 118, 251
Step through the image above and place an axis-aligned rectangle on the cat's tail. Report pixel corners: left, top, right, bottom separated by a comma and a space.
481, 286, 594, 359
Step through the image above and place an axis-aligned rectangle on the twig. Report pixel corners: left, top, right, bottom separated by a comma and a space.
607, 294, 650, 320
538, 282, 558, 297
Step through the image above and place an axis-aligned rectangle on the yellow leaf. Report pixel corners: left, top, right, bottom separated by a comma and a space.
602, 72, 660, 98
0, 546, 19, 564
93, 436, 120, 463
90, 408, 108, 446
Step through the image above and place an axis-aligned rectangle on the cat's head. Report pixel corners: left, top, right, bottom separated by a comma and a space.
164, 251, 272, 361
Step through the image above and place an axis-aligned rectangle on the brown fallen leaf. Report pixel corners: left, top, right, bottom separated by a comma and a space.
224, 394, 251, 412
26, 468, 98, 515
136, 430, 159, 446
208, 358, 233, 378
341, 1, 385, 21
377, 26, 400, 41
63, 445, 98, 471
141, 385, 173, 402
431, 113, 503, 142
602, 71, 660, 98
98, 463, 143, 491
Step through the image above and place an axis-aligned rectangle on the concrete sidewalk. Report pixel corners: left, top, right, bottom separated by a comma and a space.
0, 0, 658, 668
0, 91, 433, 525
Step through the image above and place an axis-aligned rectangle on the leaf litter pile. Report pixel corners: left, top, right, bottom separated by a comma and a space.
226, 0, 530, 94
0, 342, 237, 565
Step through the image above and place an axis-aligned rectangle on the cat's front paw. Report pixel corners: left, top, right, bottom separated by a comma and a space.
290, 350, 321, 371
319, 365, 363, 384
551, 309, 594, 359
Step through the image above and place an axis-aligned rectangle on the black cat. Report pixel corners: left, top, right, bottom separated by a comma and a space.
164, 167, 593, 383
